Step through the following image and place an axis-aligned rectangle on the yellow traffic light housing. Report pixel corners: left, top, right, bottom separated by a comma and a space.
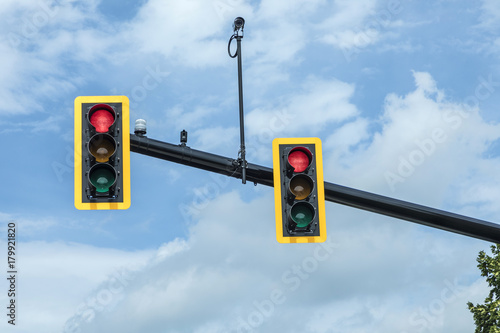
272, 138, 326, 243
74, 96, 131, 210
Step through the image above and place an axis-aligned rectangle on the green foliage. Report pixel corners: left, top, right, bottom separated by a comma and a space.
468, 244, 500, 333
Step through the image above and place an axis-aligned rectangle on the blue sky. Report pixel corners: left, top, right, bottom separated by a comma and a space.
1, 0, 500, 332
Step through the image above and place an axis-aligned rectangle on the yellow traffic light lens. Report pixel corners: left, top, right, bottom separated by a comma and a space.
89, 134, 116, 163
290, 202, 315, 228
289, 175, 313, 200
89, 164, 116, 193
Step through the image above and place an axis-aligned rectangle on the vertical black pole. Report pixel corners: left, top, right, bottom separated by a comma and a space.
236, 36, 246, 184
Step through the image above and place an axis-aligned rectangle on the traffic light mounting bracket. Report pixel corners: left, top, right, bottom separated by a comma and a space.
228, 17, 247, 184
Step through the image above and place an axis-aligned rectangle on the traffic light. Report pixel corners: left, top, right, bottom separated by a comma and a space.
74, 96, 131, 210
272, 138, 326, 243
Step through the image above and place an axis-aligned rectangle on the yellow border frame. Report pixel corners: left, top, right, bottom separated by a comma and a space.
272, 137, 326, 243
74, 96, 131, 210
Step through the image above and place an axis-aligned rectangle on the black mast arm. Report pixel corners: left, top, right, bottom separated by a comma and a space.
130, 133, 500, 243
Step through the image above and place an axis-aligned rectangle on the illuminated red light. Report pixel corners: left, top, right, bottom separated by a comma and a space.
288, 148, 311, 173
89, 104, 115, 133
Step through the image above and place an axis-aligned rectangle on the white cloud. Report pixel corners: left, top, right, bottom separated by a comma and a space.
316, 0, 379, 48
478, 0, 500, 30
56, 190, 488, 333
323, 117, 370, 156
0, 239, 154, 333
453, 156, 500, 221
164, 105, 220, 132
0, 45, 45, 115
325, 71, 500, 213
320, 0, 378, 29
125, 0, 253, 67
256, 0, 325, 20
5, 68, 498, 332
315, 0, 409, 61
245, 21, 306, 69
192, 126, 239, 152
0, 213, 60, 236
1, 2, 499, 333
0, 0, 104, 116
246, 77, 357, 137
243, 77, 358, 163
321, 28, 381, 49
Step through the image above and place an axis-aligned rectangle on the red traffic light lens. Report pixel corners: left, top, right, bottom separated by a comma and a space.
89, 104, 116, 133
288, 147, 312, 173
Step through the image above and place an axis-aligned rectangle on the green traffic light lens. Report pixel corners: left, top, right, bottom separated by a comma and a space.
290, 175, 313, 200
89, 134, 116, 163
290, 202, 315, 228
89, 164, 116, 193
